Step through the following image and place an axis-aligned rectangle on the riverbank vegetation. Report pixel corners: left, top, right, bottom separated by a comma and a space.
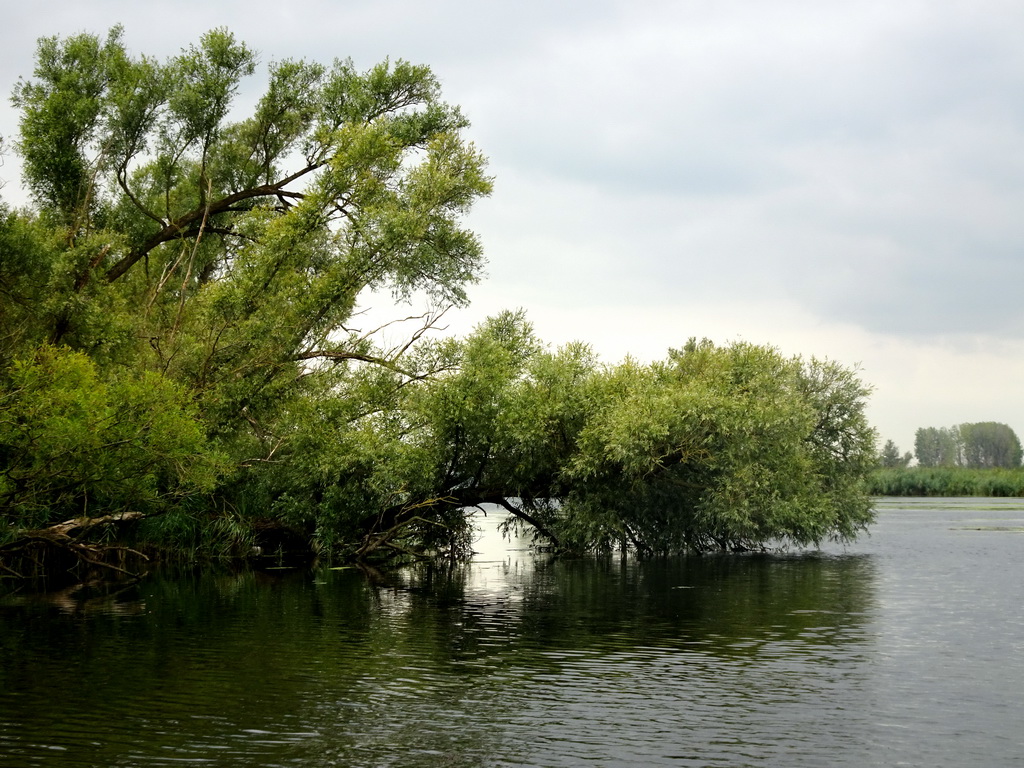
880, 424, 1023, 471
868, 467, 1024, 497
0, 28, 878, 580
872, 422, 1024, 496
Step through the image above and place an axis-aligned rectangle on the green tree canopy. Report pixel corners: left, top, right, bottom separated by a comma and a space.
318, 319, 878, 556
914, 426, 960, 467
1, 26, 490, 562
7, 25, 489, 386
878, 439, 912, 468
914, 422, 1021, 469
0, 28, 878, 574
958, 422, 1022, 468
4, 26, 490, 453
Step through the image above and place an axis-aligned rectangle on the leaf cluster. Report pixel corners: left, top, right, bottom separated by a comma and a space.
0, 346, 222, 529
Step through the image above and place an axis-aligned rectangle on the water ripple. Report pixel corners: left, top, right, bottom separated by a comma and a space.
4, 502, 1024, 765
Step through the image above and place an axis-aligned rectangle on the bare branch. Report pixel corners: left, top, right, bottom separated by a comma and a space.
292, 348, 416, 378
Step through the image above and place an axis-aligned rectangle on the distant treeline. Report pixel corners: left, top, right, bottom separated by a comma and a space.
879, 422, 1022, 472
868, 467, 1024, 497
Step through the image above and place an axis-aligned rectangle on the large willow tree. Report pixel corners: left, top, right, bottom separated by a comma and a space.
0, 27, 490, 565
362, 314, 877, 557
235, 310, 877, 560
0, 28, 876, 574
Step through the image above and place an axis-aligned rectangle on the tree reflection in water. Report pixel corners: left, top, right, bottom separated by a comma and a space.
1, 535, 878, 767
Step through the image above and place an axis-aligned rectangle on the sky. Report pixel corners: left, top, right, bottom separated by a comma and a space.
2, 0, 1024, 456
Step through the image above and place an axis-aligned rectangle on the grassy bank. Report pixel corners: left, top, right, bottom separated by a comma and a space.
867, 467, 1024, 497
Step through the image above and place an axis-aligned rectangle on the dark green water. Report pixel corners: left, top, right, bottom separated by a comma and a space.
2, 499, 1023, 767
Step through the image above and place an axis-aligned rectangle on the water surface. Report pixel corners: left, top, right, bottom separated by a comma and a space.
2, 498, 1023, 766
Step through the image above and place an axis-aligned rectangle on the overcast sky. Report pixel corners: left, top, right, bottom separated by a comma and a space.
3, 1, 1024, 455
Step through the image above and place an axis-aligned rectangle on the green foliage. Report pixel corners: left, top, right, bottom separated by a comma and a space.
382, 327, 877, 556
914, 422, 1021, 469
226, 312, 877, 559
868, 466, 1024, 497
0, 28, 878, 568
878, 439, 912, 468
554, 342, 876, 553
914, 426, 960, 467
0, 346, 222, 528
2, 27, 490, 558
0, 205, 63, 362
11, 27, 126, 226
958, 422, 1022, 468
9, 25, 490, 362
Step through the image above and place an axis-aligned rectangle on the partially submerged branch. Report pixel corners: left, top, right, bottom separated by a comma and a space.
489, 496, 561, 550
1, 512, 149, 580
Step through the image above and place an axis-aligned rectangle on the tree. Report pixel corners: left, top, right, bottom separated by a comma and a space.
878, 439, 912, 468
914, 422, 1022, 469
0, 28, 879, 571
914, 427, 959, 467
958, 422, 1022, 469
238, 317, 877, 559
389, 329, 877, 555
1, 27, 490, 568
8, 26, 490, 412
0, 345, 220, 523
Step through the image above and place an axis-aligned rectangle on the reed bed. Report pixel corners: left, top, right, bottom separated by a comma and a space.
867, 467, 1024, 497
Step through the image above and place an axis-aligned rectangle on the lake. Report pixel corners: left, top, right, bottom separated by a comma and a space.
2, 498, 1023, 767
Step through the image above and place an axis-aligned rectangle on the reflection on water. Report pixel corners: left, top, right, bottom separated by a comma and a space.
1, 500, 1023, 767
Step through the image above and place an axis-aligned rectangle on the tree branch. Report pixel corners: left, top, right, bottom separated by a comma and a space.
292, 349, 417, 379
490, 496, 561, 549
103, 164, 321, 283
